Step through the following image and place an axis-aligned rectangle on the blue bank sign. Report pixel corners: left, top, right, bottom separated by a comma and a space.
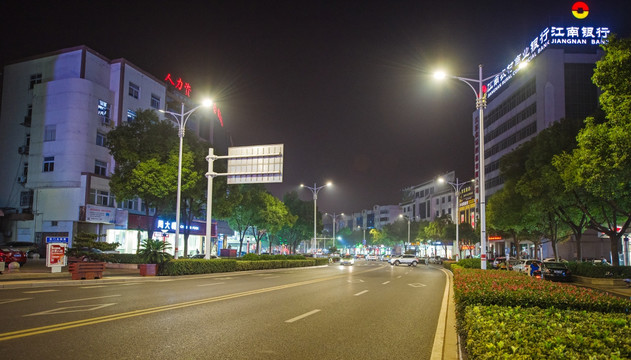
486, 25, 611, 98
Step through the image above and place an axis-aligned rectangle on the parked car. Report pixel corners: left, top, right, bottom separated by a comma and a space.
428, 256, 443, 264
339, 256, 355, 266
191, 254, 218, 259
541, 262, 572, 282
389, 254, 419, 267
543, 257, 568, 263
1, 241, 38, 258
366, 254, 378, 261
0, 247, 27, 266
512, 259, 539, 274
380, 254, 392, 262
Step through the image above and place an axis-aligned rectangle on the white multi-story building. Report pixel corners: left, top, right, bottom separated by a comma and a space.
0, 46, 225, 256
400, 171, 457, 223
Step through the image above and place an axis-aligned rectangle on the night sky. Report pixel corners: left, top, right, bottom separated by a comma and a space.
1, 0, 630, 214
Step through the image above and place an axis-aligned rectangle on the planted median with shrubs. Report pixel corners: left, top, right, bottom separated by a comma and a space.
159, 253, 330, 276
452, 265, 631, 359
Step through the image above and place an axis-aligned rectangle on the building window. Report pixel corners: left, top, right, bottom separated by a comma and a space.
29, 73, 42, 89
51, 221, 58, 227
98, 100, 111, 125
43, 156, 55, 172
129, 82, 139, 99
20, 190, 33, 207
89, 189, 115, 207
95, 160, 107, 176
151, 94, 160, 109
442, 197, 445, 204
44, 125, 56, 142
121, 199, 139, 211
435, 198, 439, 205
96, 132, 106, 147
127, 109, 137, 122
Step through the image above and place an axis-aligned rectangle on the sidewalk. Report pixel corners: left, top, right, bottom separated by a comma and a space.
0, 258, 143, 288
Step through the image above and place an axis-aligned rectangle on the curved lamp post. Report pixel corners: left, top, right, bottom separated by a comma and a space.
324, 212, 344, 250
301, 182, 332, 252
160, 99, 212, 259
434, 62, 526, 269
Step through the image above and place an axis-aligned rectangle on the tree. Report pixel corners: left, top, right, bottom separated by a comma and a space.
253, 192, 295, 253
106, 109, 179, 250
214, 184, 268, 256
553, 36, 631, 265
277, 191, 313, 254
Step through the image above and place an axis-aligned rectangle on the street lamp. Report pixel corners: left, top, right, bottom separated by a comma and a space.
434, 62, 526, 269
324, 212, 344, 250
160, 99, 213, 259
438, 176, 475, 261
399, 214, 412, 251
301, 182, 332, 252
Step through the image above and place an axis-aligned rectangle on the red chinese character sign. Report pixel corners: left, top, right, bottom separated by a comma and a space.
165, 73, 192, 97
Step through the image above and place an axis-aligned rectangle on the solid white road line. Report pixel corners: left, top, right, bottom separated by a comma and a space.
285, 309, 321, 323
430, 268, 450, 360
197, 282, 225, 287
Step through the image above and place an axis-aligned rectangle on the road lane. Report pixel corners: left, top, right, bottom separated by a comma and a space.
0, 262, 447, 359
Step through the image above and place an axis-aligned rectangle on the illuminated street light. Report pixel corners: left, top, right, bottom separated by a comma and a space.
438, 176, 475, 261
324, 212, 344, 250
434, 62, 527, 269
399, 214, 412, 251
160, 99, 212, 259
301, 182, 332, 252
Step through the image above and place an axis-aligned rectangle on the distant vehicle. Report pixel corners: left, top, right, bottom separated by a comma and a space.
339, 256, 355, 266
428, 256, 443, 264
1, 241, 38, 258
355, 254, 365, 259
543, 257, 568, 263
513, 259, 539, 273
0, 247, 27, 266
380, 254, 392, 262
366, 255, 378, 261
389, 254, 419, 267
191, 254, 217, 259
541, 262, 572, 282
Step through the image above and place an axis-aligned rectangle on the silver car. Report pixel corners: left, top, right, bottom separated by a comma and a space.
389, 254, 419, 267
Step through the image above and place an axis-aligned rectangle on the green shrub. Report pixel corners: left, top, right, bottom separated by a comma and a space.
457, 258, 481, 269
463, 305, 631, 359
453, 268, 631, 321
286, 255, 306, 260
160, 259, 238, 275
443, 260, 456, 270
567, 262, 631, 278
241, 253, 261, 261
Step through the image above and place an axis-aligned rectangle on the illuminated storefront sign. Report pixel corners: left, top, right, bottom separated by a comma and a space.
486, 2, 610, 97
486, 24, 610, 97
157, 219, 201, 232
165, 73, 192, 97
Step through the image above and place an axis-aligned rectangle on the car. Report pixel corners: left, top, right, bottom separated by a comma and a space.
355, 254, 365, 259
513, 259, 540, 273
0, 247, 27, 266
366, 254, 378, 261
380, 254, 392, 262
190, 254, 218, 259
428, 256, 443, 264
543, 257, 568, 263
339, 256, 355, 266
1, 241, 39, 258
389, 254, 419, 267
540, 261, 572, 281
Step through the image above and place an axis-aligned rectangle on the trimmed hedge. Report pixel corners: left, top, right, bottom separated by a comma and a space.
454, 268, 631, 359
454, 268, 631, 318
463, 305, 631, 359
159, 258, 328, 275
567, 262, 631, 278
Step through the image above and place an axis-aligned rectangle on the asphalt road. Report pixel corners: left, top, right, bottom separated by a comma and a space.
0, 261, 447, 359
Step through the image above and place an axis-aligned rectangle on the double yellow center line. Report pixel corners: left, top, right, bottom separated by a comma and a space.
1, 266, 381, 341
